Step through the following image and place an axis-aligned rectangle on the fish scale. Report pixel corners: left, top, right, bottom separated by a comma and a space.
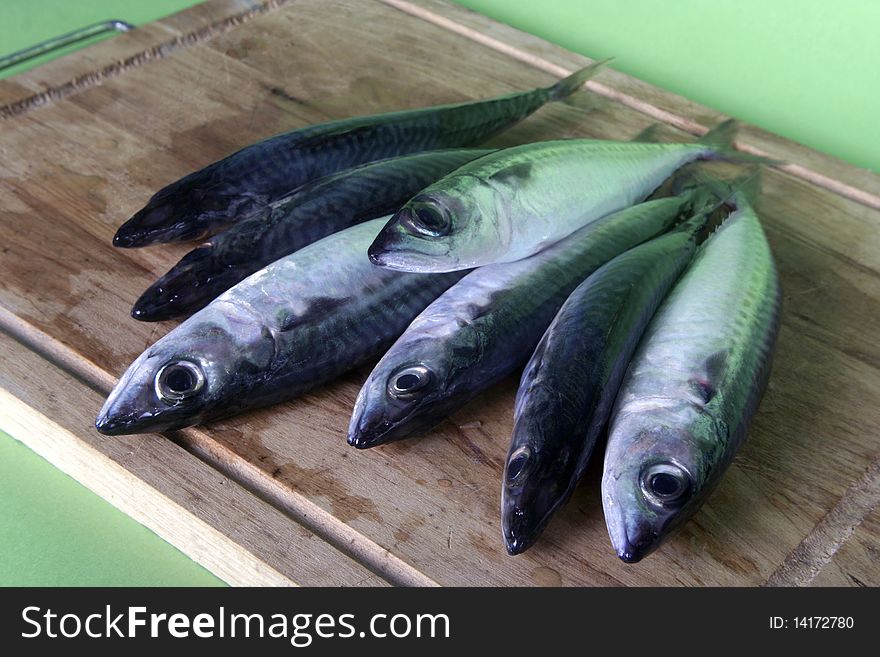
95, 219, 464, 435
132, 148, 493, 321
602, 194, 780, 563
347, 194, 697, 448
114, 61, 607, 247
369, 119, 761, 273
502, 211, 709, 555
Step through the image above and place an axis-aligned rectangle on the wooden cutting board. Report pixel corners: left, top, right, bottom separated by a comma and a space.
1, 0, 878, 587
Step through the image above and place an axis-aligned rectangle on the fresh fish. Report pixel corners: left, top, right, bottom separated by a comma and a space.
95, 219, 463, 435
347, 193, 700, 449
601, 192, 780, 563
502, 208, 712, 555
131, 149, 493, 322
113, 61, 609, 248
369, 120, 763, 272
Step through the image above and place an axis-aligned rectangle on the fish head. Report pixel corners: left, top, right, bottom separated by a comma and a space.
602, 418, 711, 563
367, 175, 507, 272
114, 175, 265, 247
501, 398, 580, 555
347, 319, 483, 448
95, 307, 275, 434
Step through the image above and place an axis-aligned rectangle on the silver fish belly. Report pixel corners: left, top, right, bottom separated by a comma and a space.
347, 195, 693, 448
601, 195, 781, 563
96, 218, 463, 435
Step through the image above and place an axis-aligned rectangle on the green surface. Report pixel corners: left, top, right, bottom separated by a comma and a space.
0, 0, 876, 586
0, 430, 223, 586
1, 0, 203, 78
455, 0, 880, 172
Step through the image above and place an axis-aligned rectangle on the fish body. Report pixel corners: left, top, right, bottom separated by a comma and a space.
96, 219, 463, 435
502, 211, 709, 555
131, 149, 493, 321
601, 194, 780, 563
369, 120, 745, 272
113, 62, 608, 247
347, 194, 695, 449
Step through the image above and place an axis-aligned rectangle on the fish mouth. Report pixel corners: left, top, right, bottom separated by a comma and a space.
347, 408, 434, 449
346, 408, 394, 448
614, 530, 658, 564
95, 407, 152, 436
366, 227, 418, 271
114, 204, 211, 248
501, 506, 547, 555
367, 216, 460, 273
131, 287, 180, 322
95, 404, 191, 436
95, 378, 190, 436
95, 416, 134, 436
113, 204, 178, 248
602, 489, 662, 564
131, 276, 201, 322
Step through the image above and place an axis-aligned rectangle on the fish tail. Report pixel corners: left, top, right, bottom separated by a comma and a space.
630, 123, 663, 142
698, 119, 781, 165
691, 168, 763, 206
547, 58, 613, 101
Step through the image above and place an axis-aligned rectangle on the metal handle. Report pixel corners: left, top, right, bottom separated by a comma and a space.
0, 19, 134, 73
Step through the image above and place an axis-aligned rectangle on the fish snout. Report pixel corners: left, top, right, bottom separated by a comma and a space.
131, 288, 176, 322
113, 202, 175, 248
94, 407, 141, 436
346, 392, 393, 449
615, 532, 656, 564
501, 505, 543, 555
367, 221, 409, 269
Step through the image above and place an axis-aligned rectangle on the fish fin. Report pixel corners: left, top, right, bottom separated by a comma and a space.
673, 167, 762, 205
688, 350, 728, 404
631, 124, 663, 143
697, 119, 738, 150
697, 168, 763, 207
671, 169, 762, 243
705, 350, 729, 383
547, 58, 613, 101
698, 119, 782, 165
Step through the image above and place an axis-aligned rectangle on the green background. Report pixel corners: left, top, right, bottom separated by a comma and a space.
1, 0, 876, 586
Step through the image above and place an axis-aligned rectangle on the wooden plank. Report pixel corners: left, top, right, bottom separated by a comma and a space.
0, 0, 290, 118
0, 327, 387, 587
809, 508, 880, 587
0, 0, 878, 585
766, 453, 880, 587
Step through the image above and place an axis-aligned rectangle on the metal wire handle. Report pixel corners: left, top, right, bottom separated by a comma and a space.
0, 19, 134, 73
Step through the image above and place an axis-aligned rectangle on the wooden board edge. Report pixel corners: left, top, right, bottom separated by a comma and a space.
176, 428, 441, 587
378, 0, 880, 211
0, 384, 295, 587
0, 328, 391, 587
2, 0, 878, 212
0, 0, 292, 119
764, 452, 880, 586
0, 306, 434, 587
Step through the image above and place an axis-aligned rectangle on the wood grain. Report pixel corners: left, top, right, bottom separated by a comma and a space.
0, 0, 878, 585
810, 508, 880, 587
0, 329, 386, 586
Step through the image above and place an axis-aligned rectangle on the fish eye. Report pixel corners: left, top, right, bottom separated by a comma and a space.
388, 365, 433, 399
640, 462, 692, 507
155, 360, 205, 403
505, 446, 533, 484
402, 203, 452, 237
